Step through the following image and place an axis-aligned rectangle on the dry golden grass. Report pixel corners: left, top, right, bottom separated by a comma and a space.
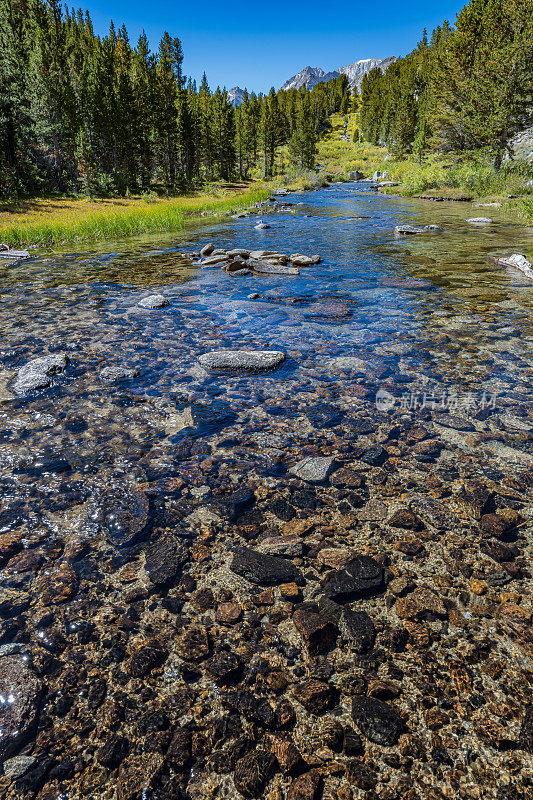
0, 186, 269, 247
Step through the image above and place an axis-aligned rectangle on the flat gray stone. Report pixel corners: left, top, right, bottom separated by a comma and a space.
137, 294, 169, 309
198, 350, 286, 371
466, 217, 492, 224
251, 261, 299, 275
290, 456, 336, 483
100, 366, 140, 382
0, 249, 30, 260
394, 224, 443, 235
14, 353, 69, 393
257, 535, 303, 557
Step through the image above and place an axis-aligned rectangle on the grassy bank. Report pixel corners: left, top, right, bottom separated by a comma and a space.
0, 185, 270, 248
308, 112, 533, 222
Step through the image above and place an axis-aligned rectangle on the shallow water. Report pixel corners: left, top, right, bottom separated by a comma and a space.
2, 183, 533, 532
2, 183, 533, 798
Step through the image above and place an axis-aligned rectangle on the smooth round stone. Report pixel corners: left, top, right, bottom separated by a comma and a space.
198, 350, 286, 371
137, 294, 169, 309
466, 217, 493, 224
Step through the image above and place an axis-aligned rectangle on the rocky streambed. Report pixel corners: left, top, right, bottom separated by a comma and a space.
0, 184, 532, 800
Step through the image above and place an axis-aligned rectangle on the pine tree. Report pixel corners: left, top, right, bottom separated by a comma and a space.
288, 91, 317, 170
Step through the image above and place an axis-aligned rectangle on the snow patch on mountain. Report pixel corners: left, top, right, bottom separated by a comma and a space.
279, 57, 396, 92
228, 87, 245, 107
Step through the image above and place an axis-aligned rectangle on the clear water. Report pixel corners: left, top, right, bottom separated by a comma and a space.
1, 183, 533, 520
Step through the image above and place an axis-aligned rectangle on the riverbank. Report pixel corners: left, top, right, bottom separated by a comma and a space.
0, 185, 271, 248
312, 113, 533, 223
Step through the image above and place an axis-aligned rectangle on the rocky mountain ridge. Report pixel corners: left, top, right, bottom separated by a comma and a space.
228, 56, 396, 106
280, 56, 396, 92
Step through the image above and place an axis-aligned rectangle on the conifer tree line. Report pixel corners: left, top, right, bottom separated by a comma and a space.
360, 0, 533, 165
0, 0, 351, 198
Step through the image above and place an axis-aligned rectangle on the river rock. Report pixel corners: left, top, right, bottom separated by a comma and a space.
0, 249, 30, 260
101, 487, 150, 545
100, 366, 140, 382
498, 254, 533, 280
250, 250, 285, 260
255, 221, 271, 229
200, 243, 215, 256
203, 254, 230, 265
394, 224, 443, 235
290, 254, 321, 266
289, 456, 336, 483
137, 294, 169, 309
252, 261, 299, 275
287, 770, 322, 800
127, 639, 168, 677
257, 535, 303, 557
230, 546, 301, 585
293, 679, 334, 713
198, 349, 286, 371
14, 353, 69, 393
227, 248, 251, 258
351, 696, 406, 745
233, 750, 276, 798
519, 705, 533, 753
0, 654, 42, 759
97, 734, 130, 769
145, 534, 188, 586
3, 755, 37, 780
466, 217, 493, 224
206, 650, 243, 683
323, 554, 385, 601
293, 608, 338, 654
340, 609, 376, 653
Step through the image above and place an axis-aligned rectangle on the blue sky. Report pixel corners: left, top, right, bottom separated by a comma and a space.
87, 0, 466, 93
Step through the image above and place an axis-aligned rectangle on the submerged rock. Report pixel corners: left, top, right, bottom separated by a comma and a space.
233, 750, 276, 798
100, 366, 140, 382
14, 353, 69, 393
289, 456, 336, 483
290, 253, 321, 266
394, 224, 443, 235
0, 654, 42, 759
351, 696, 406, 745
101, 487, 150, 545
323, 554, 385, 601
198, 349, 286, 371
230, 546, 301, 585
137, 294, 169, 309
466, 217, 493, 224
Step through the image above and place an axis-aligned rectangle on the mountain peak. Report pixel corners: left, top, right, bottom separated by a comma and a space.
279, 57, 396, 92
228, 86, 246, 106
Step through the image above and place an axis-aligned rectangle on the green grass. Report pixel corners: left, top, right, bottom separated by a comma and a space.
0, 187, 270, 248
